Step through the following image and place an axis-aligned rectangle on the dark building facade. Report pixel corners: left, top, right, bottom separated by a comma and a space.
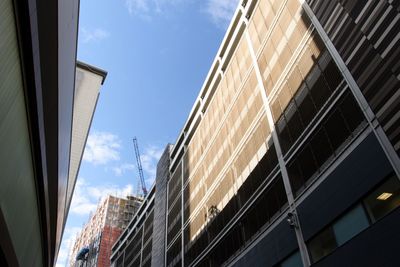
111, 0, 400, 266
111, 146, 171, 267
0, 0, 104, 266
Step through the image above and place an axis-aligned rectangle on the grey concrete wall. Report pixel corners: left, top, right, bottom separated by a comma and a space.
151, 145, 172, 267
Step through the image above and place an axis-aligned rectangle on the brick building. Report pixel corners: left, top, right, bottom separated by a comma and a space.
71, 195, 142, 267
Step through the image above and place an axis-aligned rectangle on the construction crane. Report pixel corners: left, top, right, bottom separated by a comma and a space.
133, 137, 148, 196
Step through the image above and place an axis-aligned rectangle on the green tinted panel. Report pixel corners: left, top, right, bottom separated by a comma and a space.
280, 251, 303, 267
333, 204, 369, 246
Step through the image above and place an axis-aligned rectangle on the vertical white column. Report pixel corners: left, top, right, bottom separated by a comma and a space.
140, 224, 144, 267
244, 22, 311, 267
165, 176, 170, 267
181, 159, 185, 267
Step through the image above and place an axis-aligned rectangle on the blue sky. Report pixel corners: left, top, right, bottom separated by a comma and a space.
56, 0, 239, 266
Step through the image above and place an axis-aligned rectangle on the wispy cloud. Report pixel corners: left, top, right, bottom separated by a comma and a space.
124, 0, 183, 17
123, 0, 239, 29
205, 0, 239, 29
140, 145, 164, 187
80, 28, 110, 43
56, 227, 82, 267
70, 178, 134, 216
112, 163, 136, 176
83, 131, 121, 165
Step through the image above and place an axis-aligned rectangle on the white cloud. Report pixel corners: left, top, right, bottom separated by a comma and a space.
83, 131, 121, 165
56, 226, 82, 267
123, 0, 239, 29
112, 163, 136, 176
69, 179, 98, 216
124, 0, 183, 17
205, 0, 240, 29
70, 178, 135, 216
80, 28, 110, 43
140, 145, 164, 187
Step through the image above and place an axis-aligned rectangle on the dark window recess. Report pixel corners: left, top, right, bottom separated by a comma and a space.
167, 214, 181, 245
309, 76, 331, 110
242, 204, 261, 242
363, 174, 400, 222
287, 161, 304, 194
0, 248, 7, 267
286, 105, 305, 145
169, 165, 182, 204
323, 60, 342, 91
208, 195, 240, 242
141, 240, 153, 266
308, 226, 337, 262
184, 229, 209, 267
288, 91, 365, 196
277, 119, 293, 153
209, 225, 244, 267
324, 109, 350, 151
237, 145, 278, 207
297, 92, 317, 128
167, 236, 182, 267
187, 177, 287, 267
116, 254, 124, 267
310, 128, 333, 168
142, 259, 152, 267
297, 146, 318, 183
197, 257, 211, 267
339, 92, 365, 132
124, 228, 143, 266
276, 57, 344, 155
130, 256, 140, 267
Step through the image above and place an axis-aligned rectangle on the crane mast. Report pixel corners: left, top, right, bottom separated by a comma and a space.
133, 137, 147, 196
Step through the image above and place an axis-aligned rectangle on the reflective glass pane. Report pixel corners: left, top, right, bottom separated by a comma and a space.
280, 251, 303, 267
332, 204, 369, 246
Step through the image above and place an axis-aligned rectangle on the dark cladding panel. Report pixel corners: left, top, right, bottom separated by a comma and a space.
151, 145, 171, 267
297, 133, 394, 241
314, 208, 400, 267
233, 220, 298, 267
305, 0, 400, 155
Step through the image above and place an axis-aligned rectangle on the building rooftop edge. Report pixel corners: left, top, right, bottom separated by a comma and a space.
77, 60, 108, 85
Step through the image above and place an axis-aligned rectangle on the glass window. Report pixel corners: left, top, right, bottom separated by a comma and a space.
364, 175, 400, 222
297, 91, 317, 128
324, 109, 350, 151
323, 60, 342, 91
308, 227, 337, 262
297, 145, 317, 182
310, 128, 333, 168
309, 76, 330, 110
332, 204, 369, 246
287, 160, 304, 194
308, 176, 400, 263
285, 103, 304, 143
339, 92, 365, 132
279, 251, 303, 267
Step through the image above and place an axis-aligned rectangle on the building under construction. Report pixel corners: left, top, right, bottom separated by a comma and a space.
71, 195, 142, 267
111, 0, 400, 266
